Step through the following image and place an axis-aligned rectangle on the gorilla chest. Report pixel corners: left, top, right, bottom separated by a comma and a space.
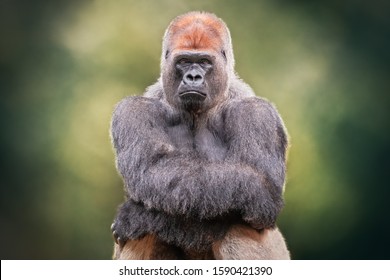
167, 124, 227, 162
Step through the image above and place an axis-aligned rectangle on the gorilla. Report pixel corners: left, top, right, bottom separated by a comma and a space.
111, 11, 290, 259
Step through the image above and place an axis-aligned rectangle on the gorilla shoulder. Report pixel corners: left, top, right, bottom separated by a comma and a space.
113, 92, 167, 123
228, 78, 256, 99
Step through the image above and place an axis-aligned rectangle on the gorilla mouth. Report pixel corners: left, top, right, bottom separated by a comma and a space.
179, 91, 207, 102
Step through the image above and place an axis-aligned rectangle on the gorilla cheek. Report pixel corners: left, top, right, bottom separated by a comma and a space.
210, 70, 229, 104
162, 65, 181, 107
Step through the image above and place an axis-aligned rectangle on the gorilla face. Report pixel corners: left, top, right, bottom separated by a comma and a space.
162, 50, 229, 113
175, 51, 212, 112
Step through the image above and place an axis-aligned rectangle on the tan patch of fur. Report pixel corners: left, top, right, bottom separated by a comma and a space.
113, 225, 290, 260
113, 235, 185, 260
114, 235, 157, 260
212, 225, 290, 260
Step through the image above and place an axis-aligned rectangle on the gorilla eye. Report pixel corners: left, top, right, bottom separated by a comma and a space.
199, 59, 211, 65
178, 58, 191, 65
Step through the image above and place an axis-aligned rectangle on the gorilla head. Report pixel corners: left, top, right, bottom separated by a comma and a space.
160, 12, 235, 113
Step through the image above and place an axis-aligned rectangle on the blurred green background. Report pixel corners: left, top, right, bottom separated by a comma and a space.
1, 0, 389, 259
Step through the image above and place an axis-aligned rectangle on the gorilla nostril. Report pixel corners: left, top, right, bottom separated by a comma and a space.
186, 73, 194, 81
184, 73, 203, 85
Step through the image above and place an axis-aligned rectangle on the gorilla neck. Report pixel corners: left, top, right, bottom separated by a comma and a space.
179, 107, 208, 131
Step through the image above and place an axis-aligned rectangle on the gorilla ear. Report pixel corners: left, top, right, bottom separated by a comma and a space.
221, 50, 227, 60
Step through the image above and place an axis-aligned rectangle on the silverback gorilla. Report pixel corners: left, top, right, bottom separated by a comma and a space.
111, 11, 290, 259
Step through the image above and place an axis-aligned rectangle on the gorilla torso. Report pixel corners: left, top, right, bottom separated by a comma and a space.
153, 78, 254, 163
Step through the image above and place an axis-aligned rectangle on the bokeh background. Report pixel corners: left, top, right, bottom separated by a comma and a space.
1, 0, 389, 259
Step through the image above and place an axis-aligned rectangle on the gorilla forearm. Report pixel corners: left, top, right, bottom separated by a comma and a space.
113, 199, 237, 251
121, 160, 283, 227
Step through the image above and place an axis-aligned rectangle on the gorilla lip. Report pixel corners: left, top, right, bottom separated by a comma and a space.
179, 91, 207, 99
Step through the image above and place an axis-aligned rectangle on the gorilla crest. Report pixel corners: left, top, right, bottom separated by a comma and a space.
111, 11, 290, 260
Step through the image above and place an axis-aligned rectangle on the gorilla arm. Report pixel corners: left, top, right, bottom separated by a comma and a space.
222, 97, 288, 228
111, 95, 288, 229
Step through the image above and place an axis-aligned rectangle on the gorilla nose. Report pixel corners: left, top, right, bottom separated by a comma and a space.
184, 70, 204, 86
